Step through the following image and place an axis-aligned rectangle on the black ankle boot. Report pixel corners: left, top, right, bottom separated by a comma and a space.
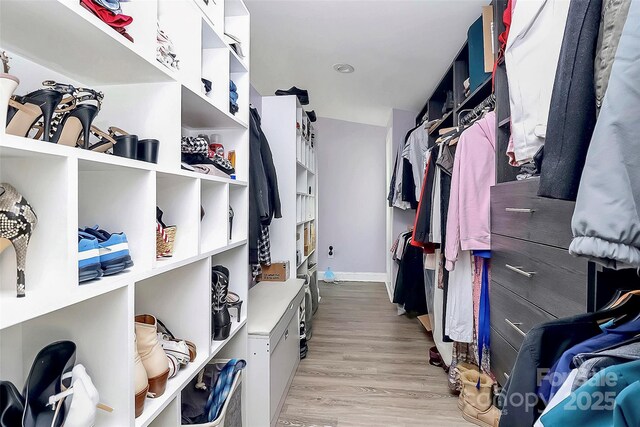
212, 265, 231, 341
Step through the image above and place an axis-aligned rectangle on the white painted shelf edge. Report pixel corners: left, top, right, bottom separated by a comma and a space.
1, 240, 248, 330
0, 135, 248, 187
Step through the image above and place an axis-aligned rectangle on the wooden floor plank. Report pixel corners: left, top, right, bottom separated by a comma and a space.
276, 282, 471, 427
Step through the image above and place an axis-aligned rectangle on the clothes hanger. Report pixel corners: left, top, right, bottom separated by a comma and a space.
594, 290, 640, 324
601, 289, 627, 310
582, 333, 640, 355
597, 291, 640, 325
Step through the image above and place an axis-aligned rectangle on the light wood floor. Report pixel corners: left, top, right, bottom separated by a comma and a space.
276, 282, 472, 427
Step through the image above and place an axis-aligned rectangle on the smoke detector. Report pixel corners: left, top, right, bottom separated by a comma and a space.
333, 63, 355, 73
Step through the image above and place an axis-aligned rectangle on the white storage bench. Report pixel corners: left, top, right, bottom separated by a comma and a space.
247, 278, 305, 426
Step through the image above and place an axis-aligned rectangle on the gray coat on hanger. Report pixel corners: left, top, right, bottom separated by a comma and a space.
569, 0, 640, 269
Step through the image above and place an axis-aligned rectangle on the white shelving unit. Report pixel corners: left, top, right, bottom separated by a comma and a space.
0, 0, 250, 426
260, 96, 318, 276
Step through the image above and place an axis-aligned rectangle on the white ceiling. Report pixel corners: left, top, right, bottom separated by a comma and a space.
245, 0, 490, 126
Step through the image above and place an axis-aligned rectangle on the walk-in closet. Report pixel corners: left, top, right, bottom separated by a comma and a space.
1, 0, 640, 426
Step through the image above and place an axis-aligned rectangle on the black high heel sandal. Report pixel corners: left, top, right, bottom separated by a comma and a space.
46, 83, 103, 148
6, 86, 63, 141
50, 103, 99, 148
30, 82, 104, 148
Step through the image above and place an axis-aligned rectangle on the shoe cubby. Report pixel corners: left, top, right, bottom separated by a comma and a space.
228, 184, 248, 244
134, 259, 211, 427
180, 127, 249, 182
157, 0, 202, 91
210, 244, 248, 326
307, 172, 316, 196
296, 196, 304, 224
296, 223, 305, 267
0, 287, 132, 427
92, 81, 182, 171
296, 166, 307, 194
155, 172, 200, 266
201, 31, 229, 114
229, 69, 249, 125
306, 199, 316, 222
0, 147, 75, 328
200, 180, 229, 253
79, 160, 156, 278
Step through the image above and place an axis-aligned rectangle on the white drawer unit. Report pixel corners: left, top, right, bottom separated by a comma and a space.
247, 279, 305, 427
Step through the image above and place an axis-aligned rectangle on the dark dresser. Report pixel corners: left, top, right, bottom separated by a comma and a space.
489, 178, 588, 384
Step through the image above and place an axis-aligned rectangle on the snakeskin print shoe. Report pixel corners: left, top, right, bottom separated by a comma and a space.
0, 183, 37, 297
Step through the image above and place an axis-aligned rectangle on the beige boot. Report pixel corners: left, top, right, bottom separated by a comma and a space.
458, 370, 501, 427
134, 336, 149, 418
135, 314, 170, 398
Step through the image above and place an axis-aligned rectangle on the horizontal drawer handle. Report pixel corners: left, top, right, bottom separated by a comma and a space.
504, 373, 510, 380
505, 208, 535, 213
505, 264, 536, 278
505, 318, 526, 337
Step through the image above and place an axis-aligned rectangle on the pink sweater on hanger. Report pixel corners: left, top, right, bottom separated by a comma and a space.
445, 111, 496, 271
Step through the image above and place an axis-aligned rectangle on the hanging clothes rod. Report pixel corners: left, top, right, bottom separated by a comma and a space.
460, 94, 496, 126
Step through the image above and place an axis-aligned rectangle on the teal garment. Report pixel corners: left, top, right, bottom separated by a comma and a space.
540, 360, 640, 426
614, 381, 640, 427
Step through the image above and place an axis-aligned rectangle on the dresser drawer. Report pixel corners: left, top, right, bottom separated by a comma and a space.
490, 281, 555, 350
491, 327, 518, 386
492, 234, 587, 317
491, 179, 575, 249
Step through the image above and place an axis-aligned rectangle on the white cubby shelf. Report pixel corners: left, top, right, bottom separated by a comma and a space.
0, 0, 251, 425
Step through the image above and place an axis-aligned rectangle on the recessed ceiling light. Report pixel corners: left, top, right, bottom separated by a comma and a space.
333, 63, 355, 73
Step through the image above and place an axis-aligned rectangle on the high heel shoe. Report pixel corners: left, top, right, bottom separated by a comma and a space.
156, 207, 176, 258
31, 82, 103, 147
22, 341, 76, 427
0, 183, 37, 298
50, 103, 99, 147
212, 265, 231, 341
135, 315, 170, 398
6, 86, 63, 142
0, 51, 19, 134
227, 291, 243, 322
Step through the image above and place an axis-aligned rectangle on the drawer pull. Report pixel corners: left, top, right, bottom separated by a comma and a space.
505, 318, 526, 337
505, 264, 536, 278
505, 208, 535, 213
504, 373, 510, 380
284, 329, 289, 340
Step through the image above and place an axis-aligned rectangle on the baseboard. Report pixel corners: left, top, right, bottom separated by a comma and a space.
384, 280, 394, 302
319, 271, 387, 283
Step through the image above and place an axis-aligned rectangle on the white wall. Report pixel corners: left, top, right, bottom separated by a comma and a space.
316, 117, 387, 278
249, 84, 262, 115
